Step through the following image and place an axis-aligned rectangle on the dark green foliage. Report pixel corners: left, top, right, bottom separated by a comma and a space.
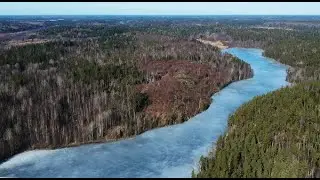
194, 81, 320, 178
58, 95, 71, 126
0, 40, 74, 66
10, 74, 28, 86
224, 27, 320, 82
70, 59, 145, 87
134, 93, 150, 112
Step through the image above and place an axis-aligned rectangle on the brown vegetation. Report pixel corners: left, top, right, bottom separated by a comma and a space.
0, 26, 253, 162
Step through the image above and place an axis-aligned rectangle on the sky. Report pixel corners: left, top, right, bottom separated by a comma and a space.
1, 2, 320, 15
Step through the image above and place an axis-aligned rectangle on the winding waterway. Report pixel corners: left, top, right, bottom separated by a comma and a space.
0, 48, 290, 178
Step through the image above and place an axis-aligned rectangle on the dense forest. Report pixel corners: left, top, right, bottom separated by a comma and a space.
0, 22, 253, 161
121, 16, 320, 179
161, 22, 320, 83
193, 81, 320, 178
172, 17, 320, 179
2, 16, 320, 178
222, 27, 320, 82
153, 22, 320, 82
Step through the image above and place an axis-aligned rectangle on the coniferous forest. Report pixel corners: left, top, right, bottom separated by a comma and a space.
194, 82, 320, 178
192, 17, 320, 178
1, 15, 320, 178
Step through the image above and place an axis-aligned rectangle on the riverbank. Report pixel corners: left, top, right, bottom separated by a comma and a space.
194, 81, 319, 178
0, 36, 254, 163
0, 47, 288, 178
2, 61, 253, 163
196, 39, 229, 50
192, 47, 292, 178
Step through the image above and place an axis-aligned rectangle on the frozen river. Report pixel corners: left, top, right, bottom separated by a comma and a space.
0, 48, 290, 178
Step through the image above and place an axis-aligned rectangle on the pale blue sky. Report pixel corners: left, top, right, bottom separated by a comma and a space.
1, 2, 320, 15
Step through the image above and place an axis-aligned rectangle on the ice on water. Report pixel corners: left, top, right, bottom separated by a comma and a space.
0, 48, 289, 178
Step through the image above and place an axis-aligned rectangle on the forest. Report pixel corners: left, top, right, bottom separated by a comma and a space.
2, 16, 320, 178
147, 19, 320, 82
175, 16, 320, 178
223, 26, 320, 82
0, 19, 253, 161
193, 81, 320, 178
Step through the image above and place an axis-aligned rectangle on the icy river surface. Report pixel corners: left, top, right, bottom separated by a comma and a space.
0, 48, 290, 178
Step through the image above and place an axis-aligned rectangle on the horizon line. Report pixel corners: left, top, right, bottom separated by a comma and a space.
1, 14, 320, 16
